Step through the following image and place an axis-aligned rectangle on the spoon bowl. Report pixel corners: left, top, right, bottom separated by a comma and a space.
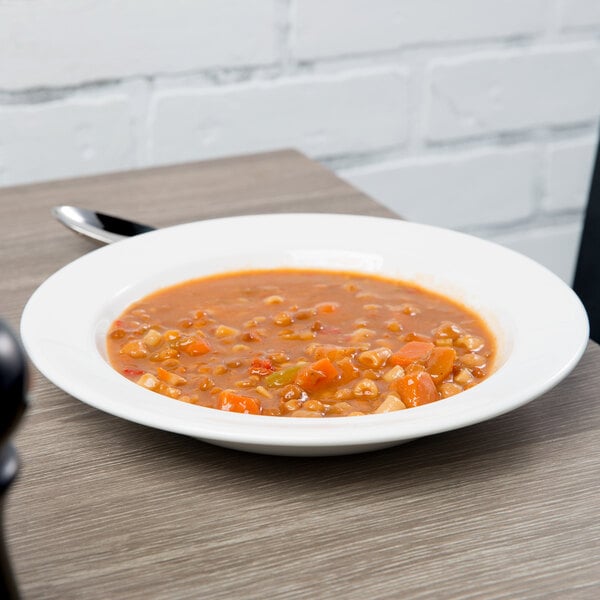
52, 205, 155, 244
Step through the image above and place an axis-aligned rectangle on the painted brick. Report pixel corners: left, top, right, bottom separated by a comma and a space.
294, 0, 546, 60
491, 222, 583, 283
150, 70, 408, 164
0, 96, 135, 187
426, 46, 600, 141
0, 0, 278, 90
545, 138, 597, 212
559, 0, 600, 30
341, 147, 537, 229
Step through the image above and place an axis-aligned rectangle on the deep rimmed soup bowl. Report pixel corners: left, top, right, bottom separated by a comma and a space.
21, 214, 589, 456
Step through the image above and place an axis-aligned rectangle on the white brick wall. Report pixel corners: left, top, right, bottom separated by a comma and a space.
342, 147, 537, 229
0, 0, 279, 90
559, 0, 600, 31
545, 138, 597, 212
426, 45, 600, 141
294, 0, 547, 59
151, 69, 408, 164
0, 94, 135, 187
1, 0, 599, 283
491, 223, 583, 284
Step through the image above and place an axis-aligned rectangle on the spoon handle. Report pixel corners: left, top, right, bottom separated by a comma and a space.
52, 206, 156, 244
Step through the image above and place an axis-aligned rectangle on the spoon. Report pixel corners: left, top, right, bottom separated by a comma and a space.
52, 205, 156, 244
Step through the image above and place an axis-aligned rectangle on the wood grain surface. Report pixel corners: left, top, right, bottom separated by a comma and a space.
1, 150, 598, 600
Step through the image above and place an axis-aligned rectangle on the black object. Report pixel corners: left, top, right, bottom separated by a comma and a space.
573, 138, 600, 342
0, 320, 28, 600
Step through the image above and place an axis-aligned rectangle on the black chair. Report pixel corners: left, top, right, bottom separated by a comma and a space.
573, 136, 600, 343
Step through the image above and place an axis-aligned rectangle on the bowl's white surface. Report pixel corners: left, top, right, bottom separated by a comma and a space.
21, 214, 589, 456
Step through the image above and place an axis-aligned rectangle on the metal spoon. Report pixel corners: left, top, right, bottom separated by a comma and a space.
52, 205, 156, 244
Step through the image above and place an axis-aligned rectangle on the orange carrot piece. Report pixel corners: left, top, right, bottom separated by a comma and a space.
217, 390, 262, 415
393, 371, 439, 407
426, 347, 456, 383
181, 338, 211, 356
389, 341, 435, 366
295, 358, 340, 392
156, 366, 187, 386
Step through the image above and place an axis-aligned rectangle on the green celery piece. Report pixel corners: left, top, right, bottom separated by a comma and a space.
264, 363, 305, 387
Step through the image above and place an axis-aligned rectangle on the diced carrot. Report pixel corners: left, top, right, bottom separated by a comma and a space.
295, 358, 340, 392
156, 366, 187, 386
181, 338, 211, 356
426, 347, 456, 383
217, 390, 262, 415
389, 341, 435, 366
392, 371, 439, 407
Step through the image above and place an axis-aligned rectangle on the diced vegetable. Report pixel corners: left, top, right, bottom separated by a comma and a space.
120, 340, 148, 358
156, 367, 187, 386
143, 329, 163, 348
123, 368, 144, 377
433, 321, 463, 340
375, 393, 407, 413
389, 341, 434, 366
180, 338, 211, 356
295, 358, 339, 392
459, 353, 486, 368
264, 363, 305, 387
248, 357, 274, 376
137, 373, 159, 390
337, 357, 360, 383
439, 382, 463, 398
217, 390, 262, 414
454, 368, 475, 386
383, 365, 405, 383
455, 335, 484, 351
393, 371, 439, 407
426, 346, 456, 382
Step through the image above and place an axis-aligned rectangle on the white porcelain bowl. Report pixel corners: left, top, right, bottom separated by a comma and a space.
21, 214, 589, 456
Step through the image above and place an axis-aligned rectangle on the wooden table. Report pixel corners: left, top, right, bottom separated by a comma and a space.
1, 150, 598, 599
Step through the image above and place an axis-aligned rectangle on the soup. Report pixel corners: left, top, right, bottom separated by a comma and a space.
107, 269, 495, 417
